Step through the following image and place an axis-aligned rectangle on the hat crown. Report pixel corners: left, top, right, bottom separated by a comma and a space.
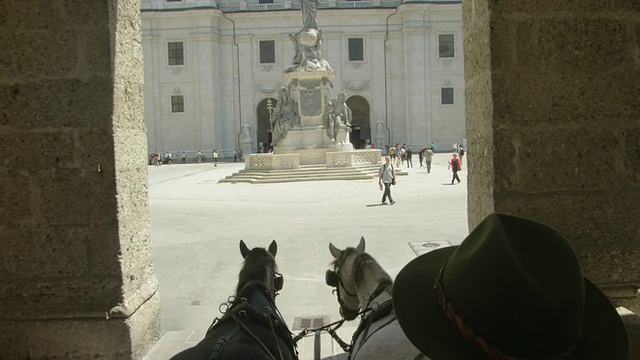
441, 213, 584, 357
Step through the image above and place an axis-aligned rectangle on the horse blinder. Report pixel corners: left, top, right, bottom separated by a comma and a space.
325, 270, 339, 287
274, 272, 284, 291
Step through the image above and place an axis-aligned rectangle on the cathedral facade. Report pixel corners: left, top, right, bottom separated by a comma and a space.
140, 0, 464, 158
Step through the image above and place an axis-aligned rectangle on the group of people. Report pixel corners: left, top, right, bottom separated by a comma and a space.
378, 141, 467, 204
149, 151, 188, 166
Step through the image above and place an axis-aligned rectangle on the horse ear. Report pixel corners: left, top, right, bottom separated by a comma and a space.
239, 240, 250, 259
329, 243, 342, 259
268, 240, 278, 257
356, 237, 365, 253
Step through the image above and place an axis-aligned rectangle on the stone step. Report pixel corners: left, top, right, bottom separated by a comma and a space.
220, 164, 407, 184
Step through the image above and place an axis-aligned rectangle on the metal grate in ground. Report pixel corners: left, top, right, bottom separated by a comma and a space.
292, 316, 330, 330
408, 241, 452, 256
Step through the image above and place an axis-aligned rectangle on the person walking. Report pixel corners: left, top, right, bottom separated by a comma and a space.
424, 146, 434, 173
449, 152, 461, 184
406, 147, 413, 168
181, 151, 186, 164
418, 146, 424, 168
212, 149, 219, 167
378, 156, 396, 205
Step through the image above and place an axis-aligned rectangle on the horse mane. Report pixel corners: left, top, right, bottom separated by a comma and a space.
237, 247, 278, 295
332, 248, 393, 289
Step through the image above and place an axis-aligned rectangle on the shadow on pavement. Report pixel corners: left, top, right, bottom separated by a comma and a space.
321, 354, 348, 360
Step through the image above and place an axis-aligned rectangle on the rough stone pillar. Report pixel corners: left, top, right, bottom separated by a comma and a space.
0, 1, 160, 359
464, 0, 640, 311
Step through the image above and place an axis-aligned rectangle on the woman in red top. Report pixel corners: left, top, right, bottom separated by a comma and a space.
449, 152, 462, 184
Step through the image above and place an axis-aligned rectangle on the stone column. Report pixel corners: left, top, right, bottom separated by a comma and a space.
464, 0, 640, 311
0, 0, 160, 358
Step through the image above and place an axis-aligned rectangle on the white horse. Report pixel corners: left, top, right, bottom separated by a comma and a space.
326, 237, 425, 359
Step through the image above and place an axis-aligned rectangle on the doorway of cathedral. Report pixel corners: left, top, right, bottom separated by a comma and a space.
346, 95, 370, 149
256, 97, 278, 152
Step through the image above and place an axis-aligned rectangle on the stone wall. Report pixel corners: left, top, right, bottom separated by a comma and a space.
0, 0, 160, 358
464, 0, 640, 310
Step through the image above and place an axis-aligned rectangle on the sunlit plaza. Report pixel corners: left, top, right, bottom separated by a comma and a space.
144, 157, 467, 358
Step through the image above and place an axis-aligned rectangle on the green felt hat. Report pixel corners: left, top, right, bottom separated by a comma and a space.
393, 213, 628, 360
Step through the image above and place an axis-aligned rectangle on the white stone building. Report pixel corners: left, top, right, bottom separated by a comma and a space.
140, 0, 464, 159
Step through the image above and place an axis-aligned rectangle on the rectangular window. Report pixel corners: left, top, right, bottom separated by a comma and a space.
259, 0, 274, 3
441, 88, 454, 105
168, 41, 184, 66
438, 34, 455, 58
348, 38, 364, 61
259, 40, 276, 64
166, 0, 182, 2
171, 95, 184, 113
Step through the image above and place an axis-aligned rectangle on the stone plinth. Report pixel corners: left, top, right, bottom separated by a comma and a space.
241, 138, 253, 161
273, 69, 353, 165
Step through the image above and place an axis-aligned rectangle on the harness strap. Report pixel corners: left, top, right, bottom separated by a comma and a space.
227, 310, 280, 360
205, 298, 297, 360
355, 300, 393, 349
208, 325, 239, 360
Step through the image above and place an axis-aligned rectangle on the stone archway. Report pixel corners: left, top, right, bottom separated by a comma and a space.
256, 97, 278, 152
346, 95, 370, 149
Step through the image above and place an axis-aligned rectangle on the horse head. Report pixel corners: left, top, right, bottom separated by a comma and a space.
326, 237, 367, 321
238, 239, 284, 302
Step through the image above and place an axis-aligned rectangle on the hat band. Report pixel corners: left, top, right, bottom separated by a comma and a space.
433, 267, 576, 360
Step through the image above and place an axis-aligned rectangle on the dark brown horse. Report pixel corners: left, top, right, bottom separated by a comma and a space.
171, 240, 298, 360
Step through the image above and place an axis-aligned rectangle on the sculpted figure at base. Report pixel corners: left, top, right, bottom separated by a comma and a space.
271, 86, 300, 145
324, 91, 352, 142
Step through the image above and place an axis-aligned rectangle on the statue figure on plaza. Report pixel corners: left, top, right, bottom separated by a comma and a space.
324, 91, 352, 142
271, 86, 300, 145
241, 117, 252, 142
376, 115, 385, 137
286, 0, 332, 72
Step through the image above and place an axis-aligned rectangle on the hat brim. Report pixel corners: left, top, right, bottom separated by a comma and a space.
392, 246, 628, 360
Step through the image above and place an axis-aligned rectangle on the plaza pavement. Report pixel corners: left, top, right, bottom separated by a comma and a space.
143, 153, 469, 359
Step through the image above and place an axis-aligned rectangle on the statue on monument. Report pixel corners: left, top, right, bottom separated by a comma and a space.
302, 0, 318, 30
286, 0, 332, 72
271, 86, 300, 146
324, 91, 352, 142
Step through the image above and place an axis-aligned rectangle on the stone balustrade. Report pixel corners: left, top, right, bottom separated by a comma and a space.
246, 150, 381, 170
246, 153, 301, 170
326, 149, 382, 167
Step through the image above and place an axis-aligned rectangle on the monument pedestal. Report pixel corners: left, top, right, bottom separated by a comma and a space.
272, 68, 352, 165
241, 138, 253, 161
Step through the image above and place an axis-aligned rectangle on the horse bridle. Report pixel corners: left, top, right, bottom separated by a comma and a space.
325, 256, 361, 321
